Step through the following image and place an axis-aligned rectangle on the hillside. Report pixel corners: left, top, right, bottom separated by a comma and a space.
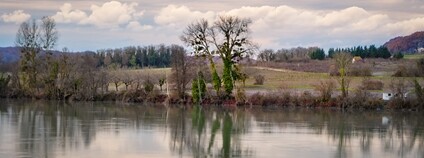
0, 47, 94, 63
0, 47, 20, 63
384, 31, 424, 54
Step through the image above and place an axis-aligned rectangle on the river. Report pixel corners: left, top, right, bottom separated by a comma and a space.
0, 99, 423, 158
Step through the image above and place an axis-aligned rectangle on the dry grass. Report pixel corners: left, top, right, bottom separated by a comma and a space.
404, 54, 424, 60
124, 68, 171, 76
241, 66, 424, 94
106, 64, 424, 97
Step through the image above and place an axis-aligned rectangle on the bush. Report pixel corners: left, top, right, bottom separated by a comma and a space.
393, 52, 404, 59
0, 73, 10, 96
254, 74, 265, 85
342, 89, 384, 109
313, 80, 336, 102
248, 92, 265, 106
298, 91, 316, 107
248, 91, 292, 107
348, 66, 372, 76
417, 58, 424, 75
361, 78, 383, 90
144, 79, 154, 93
393, 62, 424, 77
235, 87, 247, 105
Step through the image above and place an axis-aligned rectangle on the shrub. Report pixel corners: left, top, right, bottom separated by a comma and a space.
348, 66, 372, 76
0, 73, 10, 96
393, 52, 404, 59
392, 65, 409, 77
313, 80, 336, 102
361, 78, 383, 90
393, 62, 424, 77
144, 79, 154, 93
254, 74, 265, 85
248, 92, 265, 106
235, 87, 247, 105
417, 58, 424, 75
298, 91, 316, 107
413, 79, 424, 108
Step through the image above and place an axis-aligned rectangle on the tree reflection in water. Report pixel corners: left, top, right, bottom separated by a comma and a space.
168, 105, 253, 157
0, 99, 423, 158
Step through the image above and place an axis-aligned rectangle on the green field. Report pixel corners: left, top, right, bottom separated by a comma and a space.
404, 54, 424, 60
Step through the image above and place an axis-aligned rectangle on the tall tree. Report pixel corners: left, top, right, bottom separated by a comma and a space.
40, 16, 59, 98
334, 52, 352, 98
15, 16, 58, 95
181, 16, 255, 96
170, 45, 189, 99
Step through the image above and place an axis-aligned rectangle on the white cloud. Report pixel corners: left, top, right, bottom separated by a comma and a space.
154, 5, 215, 27
53, 1, 145, 28
82, 1, 144, 28
52, 3, 87, 24
154, 5, 424, 49
127, 21, 152, 31
1, 10, 31, 24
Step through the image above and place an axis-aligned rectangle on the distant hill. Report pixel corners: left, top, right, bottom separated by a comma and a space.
0, 47, 20, 63
384, 31, 424, 54
0, 47, 93, 63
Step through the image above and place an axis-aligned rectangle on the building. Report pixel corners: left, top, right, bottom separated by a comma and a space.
352, 56, 362, 63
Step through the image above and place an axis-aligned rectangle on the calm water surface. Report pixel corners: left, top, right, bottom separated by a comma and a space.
0, 99, 423, 158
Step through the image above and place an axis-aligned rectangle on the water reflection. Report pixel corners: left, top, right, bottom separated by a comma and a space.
0, 99, 423, 158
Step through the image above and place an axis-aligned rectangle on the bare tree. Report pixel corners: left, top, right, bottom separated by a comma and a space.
181, 15, 256, 96
121, 71, 134, 90
334, 52, 352, 98
110, 71, 122, 92
16, 19, 40, 94
15, 16, 58, 96
170, 45, 189, 99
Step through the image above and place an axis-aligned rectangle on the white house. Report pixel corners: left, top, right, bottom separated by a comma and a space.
382, 93, 393, 101
382, 92, 410, 101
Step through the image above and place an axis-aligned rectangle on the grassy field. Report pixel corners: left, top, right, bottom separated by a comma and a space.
107, 68, 171, 91
125, 67, 171, 76
404, 54, 424, 60
107, 61, 423, 95
241, 66, 423, 94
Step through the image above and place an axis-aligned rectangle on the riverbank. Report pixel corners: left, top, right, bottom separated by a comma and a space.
2, 88, 423, 111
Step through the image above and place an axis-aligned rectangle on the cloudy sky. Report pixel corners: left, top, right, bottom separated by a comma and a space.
1, 0, 424, 51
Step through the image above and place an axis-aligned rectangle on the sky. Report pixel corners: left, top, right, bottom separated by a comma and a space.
0, 0, 424, 52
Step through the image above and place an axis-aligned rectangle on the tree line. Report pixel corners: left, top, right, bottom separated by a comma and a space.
258, 47, 322, 62
96, 45, 172, 69
328, 45, 392, 59
258, 44, 399, 62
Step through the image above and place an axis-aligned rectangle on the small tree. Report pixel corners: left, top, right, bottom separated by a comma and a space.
0, 73, 10, 96
417, 58, 424, 76
334, 52, 352, 98
144, 79, 154, 93
253, 75, 265, 85
413, 79, 423, 105
158, 77, 165, 91
192, 72, 206, 104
